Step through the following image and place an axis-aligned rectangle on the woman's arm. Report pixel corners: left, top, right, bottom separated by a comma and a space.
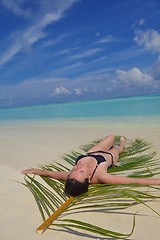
22, 168, 69, 181
99, 173, 160, 185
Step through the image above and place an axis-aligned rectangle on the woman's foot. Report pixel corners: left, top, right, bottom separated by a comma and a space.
120, 136, 126, 146
118, 136, 126, 153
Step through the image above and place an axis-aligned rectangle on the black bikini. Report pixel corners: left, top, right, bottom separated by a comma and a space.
75, 150, 115, 180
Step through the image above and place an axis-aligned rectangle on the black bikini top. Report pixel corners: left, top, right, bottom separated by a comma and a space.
75, 152, 106, 165
75, 151, 114, 180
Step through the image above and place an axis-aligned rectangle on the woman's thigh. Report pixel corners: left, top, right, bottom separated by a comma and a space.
87, 135, 115, 153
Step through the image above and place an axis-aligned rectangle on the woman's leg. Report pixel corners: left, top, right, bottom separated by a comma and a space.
87, 135, 115, 153
107, 136, 126, 165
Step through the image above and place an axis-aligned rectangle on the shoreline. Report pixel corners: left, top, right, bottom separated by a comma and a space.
0, 117, 160, 240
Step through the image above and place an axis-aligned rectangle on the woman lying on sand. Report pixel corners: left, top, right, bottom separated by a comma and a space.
22, 135, 160, 197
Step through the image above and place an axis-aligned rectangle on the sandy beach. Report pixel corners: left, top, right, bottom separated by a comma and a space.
0, 117, 160, 240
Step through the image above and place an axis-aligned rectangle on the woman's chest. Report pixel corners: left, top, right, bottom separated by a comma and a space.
90, 163, 107, 183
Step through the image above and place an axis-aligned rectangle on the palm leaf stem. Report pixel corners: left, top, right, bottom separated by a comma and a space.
36, 196, 75, 234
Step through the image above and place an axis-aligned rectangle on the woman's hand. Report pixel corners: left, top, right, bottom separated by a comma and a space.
22, 168, 35, 174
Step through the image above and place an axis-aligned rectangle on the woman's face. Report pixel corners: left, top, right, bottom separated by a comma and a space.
68, 164, 88, 182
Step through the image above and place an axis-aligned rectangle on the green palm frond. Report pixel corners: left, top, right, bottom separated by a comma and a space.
22, 138, 160, 238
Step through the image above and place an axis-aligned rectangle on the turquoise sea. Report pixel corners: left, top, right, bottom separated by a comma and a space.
0, 95, 160, 121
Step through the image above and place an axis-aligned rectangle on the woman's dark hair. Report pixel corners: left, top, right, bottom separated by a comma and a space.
64, 178, 89, 197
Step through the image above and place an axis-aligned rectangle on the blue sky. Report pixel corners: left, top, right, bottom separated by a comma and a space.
0, 0, 160, 108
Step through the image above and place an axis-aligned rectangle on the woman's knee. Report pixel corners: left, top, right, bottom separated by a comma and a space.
106, 135, 115, 141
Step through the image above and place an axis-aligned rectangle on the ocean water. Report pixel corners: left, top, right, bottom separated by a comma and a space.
0, 95, 160, 121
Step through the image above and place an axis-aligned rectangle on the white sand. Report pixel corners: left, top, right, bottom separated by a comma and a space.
0, 117, 160, 240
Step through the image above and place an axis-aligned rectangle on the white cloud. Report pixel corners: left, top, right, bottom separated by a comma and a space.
0, 0, 78, 66
54, 86, 71, 95
133, 19, 145, 28
20, 77, 63, 87
116, 67, 153, 85
98, 35, 114, 44
70, 48, 102, 59
134, 28, 160, 53
53, 62, 83, 75
74, 88, 82, 96
0, 76, 68, 99
0, 75, 75, 106
139, 19, 145, 26
1, 0, 32, 18
74, 88, 88, 96
42, 34, 69, 48
0, 41, 22, 66
57, 46, 80, 55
